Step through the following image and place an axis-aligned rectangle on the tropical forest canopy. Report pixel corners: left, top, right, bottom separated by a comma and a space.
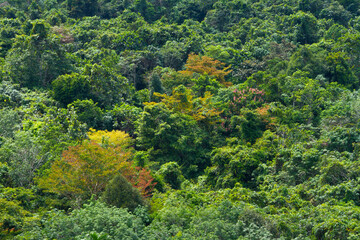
1, 0, 360, 239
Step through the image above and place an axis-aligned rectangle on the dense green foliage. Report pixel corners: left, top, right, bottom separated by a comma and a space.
1, 0, 360, 239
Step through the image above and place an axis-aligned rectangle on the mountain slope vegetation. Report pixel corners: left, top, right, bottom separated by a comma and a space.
1, 0, 360, 239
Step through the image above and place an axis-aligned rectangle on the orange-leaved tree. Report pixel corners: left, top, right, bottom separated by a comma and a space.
180, 53, 232, 85
37, 130, 155, 200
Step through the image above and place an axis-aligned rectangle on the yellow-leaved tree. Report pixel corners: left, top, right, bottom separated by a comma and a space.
37, 130, 155, 201
149, 85, 223, 128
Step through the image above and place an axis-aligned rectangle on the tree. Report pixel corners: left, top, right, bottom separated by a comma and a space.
153, 85, 222, 128
325, 24, 348, 41
5, 20, 72, 88
84, 63, 134, 108
103, 174, 145, 211
0, 18, 22, 58
157, 161, 184, 189
118, 50, 158, 90
326, 52, 359, 89
104, 103, 142, 136
67, 0, 99, 18
69, 99, 103, 129
0, 131, 47, 187
132, 0, 156, 22
180, 53, 232, 85
205, 0, 253, 31
136, 102, 210, 177
290, 11, 319, 44
0, 198, 31, 236
37, 130, 155, 202
170, 0, 215, 23
28, 0, 42, 20
52, 73, 91, 106
159, 41, 187, 70
0, 108, 20, 139
147, 68, 165, 101
286, 45, 328, 79
23, 106, 88, 157
319, 2, 351, 26
18, 201, 146, 239
298, 0, 322, 16
37, 130, 134, 200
